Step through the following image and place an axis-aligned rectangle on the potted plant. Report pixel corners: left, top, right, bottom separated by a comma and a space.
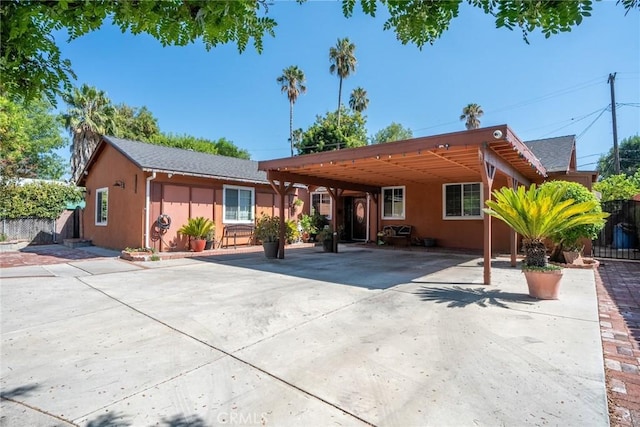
177, 217, 214, 253
204, 228, 215, 251
539, 181, 606, 265
255, 214, 280, 258
299, 214, 317, 242
317, 225, 335, 252
310, 211, 329, 242
483, 184, 608, 299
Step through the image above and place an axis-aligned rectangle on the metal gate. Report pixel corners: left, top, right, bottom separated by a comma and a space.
593, 199, 640, 260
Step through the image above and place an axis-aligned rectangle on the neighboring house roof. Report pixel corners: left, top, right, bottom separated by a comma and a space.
524, 135, 576, 173
87, 136, 269, 184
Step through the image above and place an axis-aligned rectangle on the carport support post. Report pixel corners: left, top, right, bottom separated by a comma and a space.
327, 187, 343, 253
268, 175, 295, 259
480, 155, 496, 285
508, 177, 519, 267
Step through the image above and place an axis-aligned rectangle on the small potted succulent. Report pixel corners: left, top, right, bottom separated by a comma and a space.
204, 228, 216, 250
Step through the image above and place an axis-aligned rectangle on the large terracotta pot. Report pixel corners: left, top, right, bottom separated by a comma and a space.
523, 270, 563, 300
190, 238, 206, 252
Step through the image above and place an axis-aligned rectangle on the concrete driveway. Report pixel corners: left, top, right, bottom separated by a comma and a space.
1, 245, 607, 426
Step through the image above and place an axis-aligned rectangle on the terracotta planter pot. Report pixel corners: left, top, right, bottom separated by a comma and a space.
523, 270, 563, 300
562, 251, 583, 265
190, 238, 206, 252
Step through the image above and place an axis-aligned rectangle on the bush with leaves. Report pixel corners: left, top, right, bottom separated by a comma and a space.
539, 181, 606, 261
0, 181, 84, 219
593, 172, 640, 202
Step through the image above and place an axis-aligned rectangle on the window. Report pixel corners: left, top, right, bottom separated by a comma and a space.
311, 192, 332, 220
382, 186, 405, 219
443, 183, 483, 219
95, 187, 108, 226
223, 185, 254, 223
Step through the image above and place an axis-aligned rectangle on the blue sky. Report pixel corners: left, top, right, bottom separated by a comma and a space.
55, 1, 639, 169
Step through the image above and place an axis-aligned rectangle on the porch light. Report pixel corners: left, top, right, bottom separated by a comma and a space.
436, 143, 450, 150
113, 180, 125, 189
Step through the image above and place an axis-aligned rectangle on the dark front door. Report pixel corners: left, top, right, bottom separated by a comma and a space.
352, 197, 367, 240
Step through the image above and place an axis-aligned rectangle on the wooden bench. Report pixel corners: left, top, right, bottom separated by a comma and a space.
219, 224, 255, 249
382, 225, 413, 247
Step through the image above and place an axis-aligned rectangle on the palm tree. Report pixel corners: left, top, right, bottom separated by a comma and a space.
329, 37, 357, 129
460, 103, 484, 130
62, 84, 116, 182
276, 66, 307, 157
349, 87, 369, 113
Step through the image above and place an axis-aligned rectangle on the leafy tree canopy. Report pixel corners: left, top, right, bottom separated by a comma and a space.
1, 0, 275, 104
3, 0, 637, 104
150, 134, 250, 160
113, 104, 160, 142
296, 107, 368, 155
597, 135, 640, 179
0, 181, 84, 219
593, 172, 640, 202
0, 95, 66, 179
371, 122, 413, 144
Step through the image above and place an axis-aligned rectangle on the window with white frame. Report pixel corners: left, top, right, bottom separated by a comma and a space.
223, 185, 254, 223
311, 191, 332, 219
95, 187, 108, 226
443, 182, 483, 219
382, 186, 405, 219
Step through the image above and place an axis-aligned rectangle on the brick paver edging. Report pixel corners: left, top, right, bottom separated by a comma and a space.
595, 261, 640, 426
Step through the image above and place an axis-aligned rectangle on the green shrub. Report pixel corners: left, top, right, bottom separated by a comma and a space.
540, 181, 607, 262
0, 181, 83, 219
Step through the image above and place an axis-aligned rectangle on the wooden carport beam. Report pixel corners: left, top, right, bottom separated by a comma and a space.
266, 170, 380, 194
480, 144, 531, 187
267, 174, 296, 259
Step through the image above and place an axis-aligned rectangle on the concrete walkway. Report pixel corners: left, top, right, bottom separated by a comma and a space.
1, 245, 608, 426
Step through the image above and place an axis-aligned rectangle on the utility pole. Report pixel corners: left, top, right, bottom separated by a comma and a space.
608, 72, 620, 174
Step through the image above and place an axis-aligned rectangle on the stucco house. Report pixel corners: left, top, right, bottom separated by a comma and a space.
258, 125, 597, 284
77, 136, 307, 252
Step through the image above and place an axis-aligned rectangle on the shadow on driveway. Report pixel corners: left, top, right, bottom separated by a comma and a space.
192, 245, 480, 290
415, 285, 534, 308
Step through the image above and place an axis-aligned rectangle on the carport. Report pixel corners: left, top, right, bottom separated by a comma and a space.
258, 125, 547, 284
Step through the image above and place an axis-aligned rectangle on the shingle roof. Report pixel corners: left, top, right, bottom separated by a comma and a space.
524, 135, 575, 173
103, 136, 268, 184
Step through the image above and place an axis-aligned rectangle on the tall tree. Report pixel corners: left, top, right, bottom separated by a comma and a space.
296, 107, 367, 155
372, 122, 414, 144
276, 66, 307, 157
2, 1, 637, 104
61, 84, 116, 182
113, 104, 160, 142
0, 96, 66, 179
349, 87, 369, 113
597, 135, 640, 179
329, 38, 357, 130
460, 103, 484, 130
